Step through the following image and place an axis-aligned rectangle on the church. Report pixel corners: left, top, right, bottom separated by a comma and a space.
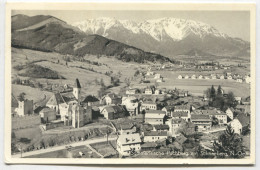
46, 78, 92, 128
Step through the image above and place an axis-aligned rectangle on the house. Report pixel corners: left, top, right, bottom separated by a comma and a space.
16, 99, 34, 116
126, 88, 138, 95
225, 107, 235, 120
153, 124, 169, 132
242, 96, 250, 105
228, 119, 242, 134
236, 79, 243, 83
198, 75, 203, 79
211, 75, 217, 79
193, 109, 227, 125
122, 96, 139, 116
220, 75, 225, 80
100, 105, 127, 120
154, 73, 161, 79
234, 97, 242, 104
166, 118, 186, 137
145, 110, 166, 125
172, 111, 190, 121
184, 75, 189, 79
245, 75, 251, 84
82, 95, 100, 106
204, 76, 210, 80
178, 91, 188, 97
46, 92, 66, 113
117, 133, 142, 156
146, 71, 154, 76
39, 107, 57, 123
226, 72, 232, 76
154, 89, 161, 95
143, 131, 168, 142
174, 105, 190, 114
191, 75, 196, 79
161, 105, 174, 116
177, 75, 183, 79
102, 93, 122, 105
141, 101, 157, 111
190, 114, 212, 132
227, 75, 233, 80
144, 87, 153, 95
156, 78, 163, 83
118, 123, 136, 135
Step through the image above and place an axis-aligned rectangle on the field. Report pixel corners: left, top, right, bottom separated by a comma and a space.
90, 140, 118, 158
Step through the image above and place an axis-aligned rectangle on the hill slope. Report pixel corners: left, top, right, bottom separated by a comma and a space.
73, 17, 250, 57
11, 14, 172, 64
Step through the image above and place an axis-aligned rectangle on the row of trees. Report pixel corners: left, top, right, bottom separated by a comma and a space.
204, 85, 237, 111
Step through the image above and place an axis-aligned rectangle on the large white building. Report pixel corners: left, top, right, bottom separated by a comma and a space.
117, 133, 142, 156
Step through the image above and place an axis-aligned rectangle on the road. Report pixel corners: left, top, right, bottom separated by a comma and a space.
12, 136, 118, 158
203, 127, 226, 134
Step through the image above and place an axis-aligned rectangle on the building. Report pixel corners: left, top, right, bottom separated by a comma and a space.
235, 97, 242, 104
198, 75, 203, 79
161, 105, 174, 116
245, 75, 251, 84
46, 93, 66, 113
141, 101, 157, 111
177, 91, 188, 97
190, 114, 212, 132
156, 78, 163, 83
100, 105, 126, 120
177, 75, 183, 79
118, 123, 136, 135
39, 107, 57, 123
152, 124, 169, 132
166, 119, 194, 137
184, 75, 189, 79
102, 93, 122, 105
242, 96, 250, 105
172, 111, 190, 121
117, 133, 141, 156
227, 76, 233, 80
154, 73, 161, 79
236, 79, 243, 83
228, 119, 242, 134
16, 99, 34, 116
220, 75, 225, 79
225, 108, 235, 120
82, 95, 100, 106
204, 76, 210, 80
154, 89, 161, 95
191, 75, 196, 79
145, 110, 166, 125
174, 105, 190, 114
193, 109, 227, 125
143, 131, 168, 142
122, 96, 139, 116
126, 89, 138, 95
144, 87, 153, 95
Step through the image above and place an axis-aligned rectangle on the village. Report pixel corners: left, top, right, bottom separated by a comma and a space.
11, 70, 251, 158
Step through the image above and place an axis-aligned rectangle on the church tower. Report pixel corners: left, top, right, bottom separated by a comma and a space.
73, 78, 81, 100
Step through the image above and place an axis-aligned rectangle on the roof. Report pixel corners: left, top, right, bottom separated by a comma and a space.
191, 114, 211, 121
175, 105, 190, 110
171, 118, 186, 124
40, 107, 56, 113
83, 95, 99, 103
107, 93, 120, 99
146, 110, 165, 115
142, 101, 156, 105
117, 133, 141, 145
144, 131, 167, 136
74, 78, 81, 88
46, 93, 65, 105
145, 113, 165, 119
141, 142, 157, 148
163, 105, 174, 111
236, 113, 250, 127
193, 109, 226, 115
172, 111, 189, 117
118, 123, 135, 130
103, 105, 125, 114
61, 92, 77, 103
153, 124, 169, 130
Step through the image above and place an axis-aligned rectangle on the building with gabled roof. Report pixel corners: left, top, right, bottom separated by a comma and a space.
172, 111, 190, 121
143, 131, 168, 142
153, 124, 169, 132
145, 110, 166, 125
117, 133, 142, 156
100, 105, 127, 120
191, 114, 212, 132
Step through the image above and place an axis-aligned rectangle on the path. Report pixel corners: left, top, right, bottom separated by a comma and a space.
12, 136, 117, 158
86, 144, 104, 158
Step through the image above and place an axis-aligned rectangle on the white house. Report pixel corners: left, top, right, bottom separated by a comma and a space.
236, 79, 243, 83
184, 75, 189, 79
191, 75, 196, 79
117, 133, 142, 156
220, 75, 225, 80
122, 96, 139, 116
156, 78, 163, 83
154, 73, 161, 79
141, 101, 157, 111
198, 75, 203, 79
227, 76, 233, 80
144, 88, 153, 95
245, 75, 251, 84
177, 75, 183, 79
235, 97, 242, 105
228, 119, 242, 134
154, 89, 161, 95
204, 76, 210, 80
145, 110, 166, 125
166, 118, 186, 137
143, 131, 168, 142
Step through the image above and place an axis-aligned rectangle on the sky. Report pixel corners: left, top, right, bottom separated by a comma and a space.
12, 10, 250, 41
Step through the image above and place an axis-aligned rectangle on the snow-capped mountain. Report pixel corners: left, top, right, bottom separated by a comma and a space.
73, 17, 249, 57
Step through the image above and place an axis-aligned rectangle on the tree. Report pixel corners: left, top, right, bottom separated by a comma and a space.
100, 78, 105, 88
217, 85, 222, 96
210, 85, 216, 100
212, 116, 219, 126
213, 125, 246, 158
134, 70, 140, 77
17, 92, 26, 101
124, 78, 131, 87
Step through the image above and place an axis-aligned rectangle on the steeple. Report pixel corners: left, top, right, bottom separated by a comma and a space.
73, 78, 81, 100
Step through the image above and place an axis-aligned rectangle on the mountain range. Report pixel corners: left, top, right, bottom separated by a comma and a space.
73, 17, 250, 57
11, 14, 172, 64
